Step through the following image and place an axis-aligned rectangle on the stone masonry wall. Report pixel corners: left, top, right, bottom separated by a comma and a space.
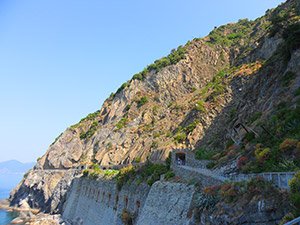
62, 177, 196, 225
62, 177, 150, 225
137, 181, 195, 225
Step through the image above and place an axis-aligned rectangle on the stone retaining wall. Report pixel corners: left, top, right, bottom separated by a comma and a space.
137, 181, 195, 225
63, 177, 150, 225
62, 177, 196, 225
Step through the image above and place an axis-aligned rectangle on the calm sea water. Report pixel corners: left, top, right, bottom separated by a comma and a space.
0, 189, 19, 225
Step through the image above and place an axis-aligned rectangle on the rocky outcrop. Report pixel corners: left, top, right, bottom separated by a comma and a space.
10, 169, 76, 213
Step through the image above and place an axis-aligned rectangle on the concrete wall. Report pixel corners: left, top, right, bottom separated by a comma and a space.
62, 177, 196, 225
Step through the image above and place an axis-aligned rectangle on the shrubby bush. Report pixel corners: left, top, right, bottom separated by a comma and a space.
173, 131, 187, 143
116, 162, 171, 190
116, 117, 128, 130
136, 96, 148, 108
132, 46, 187, 81
195, 148, 214, 160
255, 147, 271, 164
121, 209, 134, 225
289, 171, 300, 213
195, 100, 206, 112
80, 121, 99, 140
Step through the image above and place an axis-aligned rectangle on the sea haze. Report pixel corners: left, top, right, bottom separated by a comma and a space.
0, 160, 34, 190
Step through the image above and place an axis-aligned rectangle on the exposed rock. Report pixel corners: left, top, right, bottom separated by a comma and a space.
8, 1, 300, 224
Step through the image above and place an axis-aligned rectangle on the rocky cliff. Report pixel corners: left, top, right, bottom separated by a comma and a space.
9, 0, 300, 222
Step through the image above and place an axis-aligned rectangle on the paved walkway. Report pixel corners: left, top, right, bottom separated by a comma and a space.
176, 165, 296, 189
179, 165, 227, 182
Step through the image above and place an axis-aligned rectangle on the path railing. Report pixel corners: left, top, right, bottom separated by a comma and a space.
284, 216, 300, 225
173, 162, 296, 190
227, 172, 296, 189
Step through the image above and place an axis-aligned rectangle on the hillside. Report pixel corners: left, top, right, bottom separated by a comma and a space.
0, 160, 34, 174
9, 0, 300, 218
0, 160, 34, 190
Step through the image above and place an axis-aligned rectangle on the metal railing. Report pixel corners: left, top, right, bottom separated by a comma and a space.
284, 216, 300, 225
228, 172, 296, 189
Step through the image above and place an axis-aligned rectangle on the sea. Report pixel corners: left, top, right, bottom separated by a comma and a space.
0, 189, 18, 225
0, 161, 34, 225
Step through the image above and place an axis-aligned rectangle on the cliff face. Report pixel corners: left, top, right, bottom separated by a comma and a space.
10, 0, 300, 216
37, 42, 229, 170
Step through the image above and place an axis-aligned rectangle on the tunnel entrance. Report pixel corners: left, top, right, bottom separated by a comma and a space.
175, 153, 186, 165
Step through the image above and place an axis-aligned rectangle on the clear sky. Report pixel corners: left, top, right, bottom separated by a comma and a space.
0, 0, 285, 163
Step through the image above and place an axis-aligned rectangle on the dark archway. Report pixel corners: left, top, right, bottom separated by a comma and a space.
175, 153, 186, 165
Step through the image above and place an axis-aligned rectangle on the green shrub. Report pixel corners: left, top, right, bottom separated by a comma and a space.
174, 131, 187, 143
207, 19, 253, 47
243, 132, 256, 142
116, 162, 169, 189
165, 171, 175, 180
255, 147, 271, 163
103, 169, 119, 177
70, 110, 100, 129
195, 148, 214, 160
295, 87, 300, 96
151, 141, 158, 149
124, 104, 131, 111
131, 46, 186, 81
132, 72, 144, 81
116, 117, 128, 130
80, 121, 99, 139
226, 139, 235, 149
134, 157, 141, 163
289, 172, 300, 213
165, 152, 172, 169
185, 121, 199, 134
206, 161, 216, 169
116, 165, 135, 190
282, 71, 296, 87
283, 23, 300, 53
83, 169, 89, 177
116, 82, 129, 94
106, 142, 113, 149
80, 111, 100, 123
280, 213, 296, 225
121, 209, 134, 225
248, 112, 262, 124
195, 100, 206, 112
137, 96, 148, 108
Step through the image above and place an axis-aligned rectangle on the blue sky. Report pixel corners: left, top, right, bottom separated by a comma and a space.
0, 0, 284, 163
